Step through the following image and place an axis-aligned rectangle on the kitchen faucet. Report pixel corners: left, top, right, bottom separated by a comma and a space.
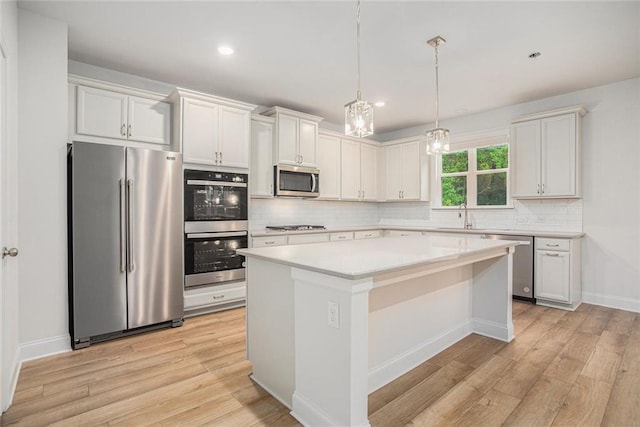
459, 202, 473, 229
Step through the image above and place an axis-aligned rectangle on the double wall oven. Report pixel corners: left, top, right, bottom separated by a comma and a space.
184, 169, 248, 289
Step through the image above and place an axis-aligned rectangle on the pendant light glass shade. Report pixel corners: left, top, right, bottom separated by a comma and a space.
345, 0, 374, 138
426, 36, 449, 155
345, 97, 374, 138
425, 127, 450, 155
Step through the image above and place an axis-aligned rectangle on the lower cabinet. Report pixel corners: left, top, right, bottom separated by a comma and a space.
184, 281, 246, 315
252, 235, 288, 248
386, 230, 422, 237
535, 237, 582, 310
354, 230, 382, 240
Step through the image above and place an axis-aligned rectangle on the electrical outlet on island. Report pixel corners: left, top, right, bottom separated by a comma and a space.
327, 301, 340, 329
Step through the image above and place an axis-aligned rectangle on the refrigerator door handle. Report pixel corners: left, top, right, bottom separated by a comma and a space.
119, 178, 126, 272
127, 179, 135, 272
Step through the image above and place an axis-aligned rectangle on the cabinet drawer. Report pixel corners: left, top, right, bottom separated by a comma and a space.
387, 230, 422, 237
330, 232, 353, 242
252, 235, 288, 247
536, 238, 570, 252
287, 233, 330, 245
354, 230, 382, 240
184, 285, 246, 310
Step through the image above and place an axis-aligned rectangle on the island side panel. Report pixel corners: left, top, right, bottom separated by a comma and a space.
368, 266, 473, 393
245, 258, 295, 408
290, 268, 373, 427
471, 249, 515, 342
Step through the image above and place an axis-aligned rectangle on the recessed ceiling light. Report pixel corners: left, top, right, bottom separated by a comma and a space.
218, 46, 234, 55
528, 51, 541, 59
374, 101, 385, 107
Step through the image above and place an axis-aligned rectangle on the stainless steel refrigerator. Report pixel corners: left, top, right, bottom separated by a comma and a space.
68, 141, 184, 349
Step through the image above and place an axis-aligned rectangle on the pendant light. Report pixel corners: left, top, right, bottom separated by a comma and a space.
345, 0, 374, 138
426, 36, 450, 155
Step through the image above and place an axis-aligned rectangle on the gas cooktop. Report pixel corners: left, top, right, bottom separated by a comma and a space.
266, 225, 326, 231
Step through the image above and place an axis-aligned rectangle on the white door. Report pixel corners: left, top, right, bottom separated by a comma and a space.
0, 41, 19, 411
276, 114, 298, 165
340, 139, 361, 200
182, 98, 218, 165
510, 121, 541, 198
76, 85, 127, 140
250, 119, 274, 197
218, 106, 250, 169
385, 144, 403, 201
359, 144, 377, 201
541, 114, 576, 197
535, 250, 570, 302
127, 96, 171, 145
298, 119, 317, 167
316, 134, 341, 199
401, 141, 421, 200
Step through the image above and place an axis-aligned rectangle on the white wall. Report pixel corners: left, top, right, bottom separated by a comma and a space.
17, 10, 69, 359
0, 0, 19, 411
377, 78, 640, 312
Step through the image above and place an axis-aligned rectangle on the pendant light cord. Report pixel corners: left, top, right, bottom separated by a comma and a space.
356, 0, 361, 100
434, 40, 440, 128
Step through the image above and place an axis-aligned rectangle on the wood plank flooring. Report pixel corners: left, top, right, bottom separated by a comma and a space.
2, 301, 639, 426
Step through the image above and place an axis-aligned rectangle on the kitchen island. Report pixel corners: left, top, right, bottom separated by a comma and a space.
238, 235, 520, 427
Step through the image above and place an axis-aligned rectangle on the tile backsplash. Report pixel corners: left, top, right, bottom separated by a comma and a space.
250, 198, 582, 232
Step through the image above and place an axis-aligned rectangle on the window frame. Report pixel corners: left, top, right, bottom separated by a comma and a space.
433, 129, 512, 209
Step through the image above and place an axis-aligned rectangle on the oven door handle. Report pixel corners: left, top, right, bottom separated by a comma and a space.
187, 231, 248, 239
186, 179, 247, 188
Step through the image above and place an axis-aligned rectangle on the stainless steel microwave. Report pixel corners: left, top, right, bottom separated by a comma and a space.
274, 164, 320, 198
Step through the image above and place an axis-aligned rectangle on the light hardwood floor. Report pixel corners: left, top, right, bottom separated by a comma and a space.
2, 301, 639, 426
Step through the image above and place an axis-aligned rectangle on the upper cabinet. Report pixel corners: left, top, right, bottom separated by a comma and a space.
171, 88, 256, 169
264, 107, 323, 167
510, 106, 587, 199
384, 138, 428, 201
71, 79, 171, 146
316, 133, 341, 199
340, 139, 378, 201
250, 115, 275, 198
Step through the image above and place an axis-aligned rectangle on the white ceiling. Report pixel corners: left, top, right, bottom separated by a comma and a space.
18, 1, 640, 134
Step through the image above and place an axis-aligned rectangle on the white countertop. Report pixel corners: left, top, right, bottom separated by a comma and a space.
250, 225, 584, 239
238, 235, 519, 280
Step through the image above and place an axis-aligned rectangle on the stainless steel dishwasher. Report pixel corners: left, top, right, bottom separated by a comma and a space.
482, 234, 535, 303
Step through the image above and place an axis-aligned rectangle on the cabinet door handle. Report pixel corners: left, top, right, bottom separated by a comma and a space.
299, 154, 303, 164
537, 183, 540, 194
127, 124, 132, 137
121, 124, 126, 137
541, 183, 545, 194
219, 151, 223, 164
544, 252, 560, 257
362, 190, 365, 199
215, 152, 219, 164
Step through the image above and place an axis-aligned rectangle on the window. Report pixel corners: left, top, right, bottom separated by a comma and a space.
436, 134, 509, 208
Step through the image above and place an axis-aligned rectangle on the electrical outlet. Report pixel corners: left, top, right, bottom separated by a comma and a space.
327, 301, 340, 329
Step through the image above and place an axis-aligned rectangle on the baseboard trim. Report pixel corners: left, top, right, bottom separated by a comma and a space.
367, 320, 471, 394
472, 317, 514, 342
18, 334, 71, 364
582, 292, 640, 313
291, 391, 370, 427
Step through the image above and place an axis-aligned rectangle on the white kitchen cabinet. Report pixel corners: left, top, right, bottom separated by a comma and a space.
75, 84, 171, 145
252, 235, 288, 248
329, 232, 353, 242
387, 230, 422, 237
171, 88, 256, 168
316, 133, 341, 199
250, 115, 275, 197
535, 237, 582, 310
265, 107, 323, 167
511, 106, 586, 199
341, 140, 378, 201
384, 139, 426, 201
184, 281, 246, 315
287, 233, 330, 245
354, 230, 382, 240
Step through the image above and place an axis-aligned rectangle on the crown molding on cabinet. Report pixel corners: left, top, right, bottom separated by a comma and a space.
511, 105, 588, 124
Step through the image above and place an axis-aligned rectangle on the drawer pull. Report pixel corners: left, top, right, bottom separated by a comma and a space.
545, 243, 560, 247
544, 253, 560, 257
213, 295, 225, 300
265, 241, 275, 245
